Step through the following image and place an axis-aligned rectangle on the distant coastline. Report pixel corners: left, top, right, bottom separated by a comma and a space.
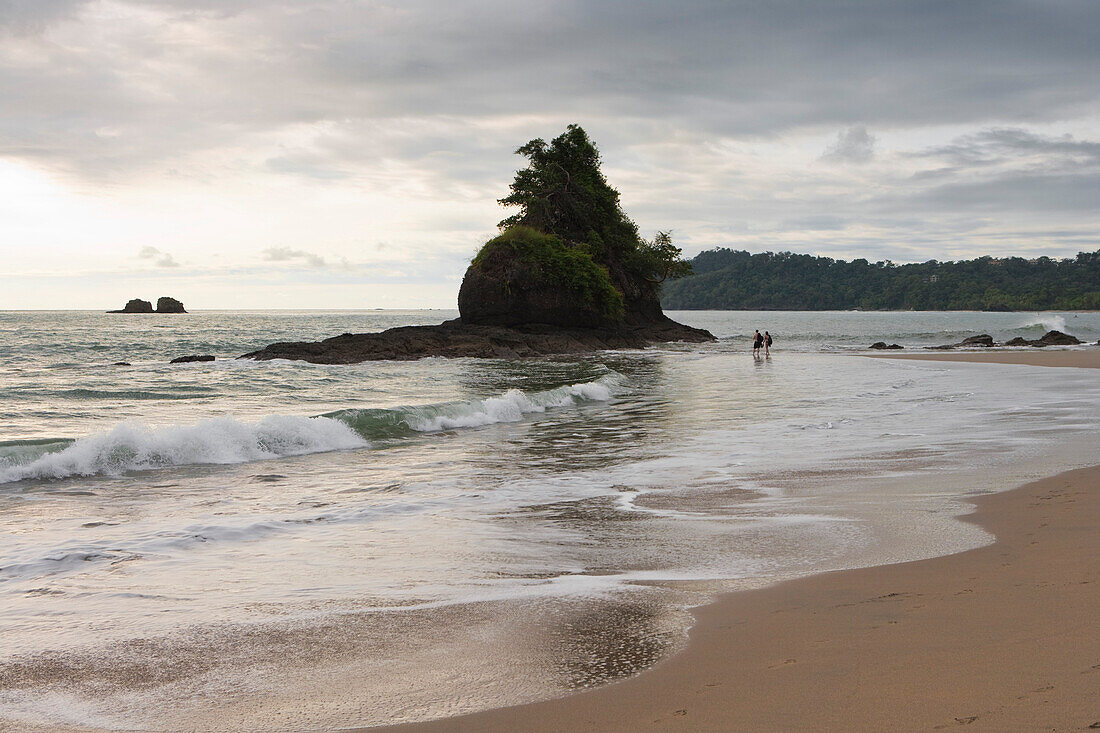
662, 249, 1100, 311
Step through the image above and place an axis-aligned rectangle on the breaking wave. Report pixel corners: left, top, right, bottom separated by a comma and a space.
0, 377, 619, 484
1016, 314, 1066, 333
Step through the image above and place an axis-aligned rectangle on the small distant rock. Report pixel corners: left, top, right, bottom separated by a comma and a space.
869, 342, 903, 350
108, 298, 154, 314
156, 297, 187, 313
169, 354, 215, 364
112, 361, 131, 366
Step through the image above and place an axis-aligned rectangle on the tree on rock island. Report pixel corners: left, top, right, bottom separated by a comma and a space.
458, 125, 691, 328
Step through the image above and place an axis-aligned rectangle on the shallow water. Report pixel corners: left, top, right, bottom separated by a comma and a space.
1, 309, 1098, 730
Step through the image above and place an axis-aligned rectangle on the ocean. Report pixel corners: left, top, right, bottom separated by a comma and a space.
1, 309, 1098, 731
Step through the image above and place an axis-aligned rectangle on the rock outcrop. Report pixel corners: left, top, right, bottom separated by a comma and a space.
170, 354, 215, 364
156, 297, 187, 313
457, 228, 622, 329
869, 342, 904, 350
109, 298, 154, 313
108, 296, 187, 313
241, 318, 712, 364
921, 330, 1084, 350
1004, 330, 1082, 347
927, 334, 994, 350
244, 125, 715, 364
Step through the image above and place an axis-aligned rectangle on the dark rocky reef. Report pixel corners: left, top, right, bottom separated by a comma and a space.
156, 297, 187, 313
869, 342, 904, 350
108, 298, 154, 314
241, 318, 712, 364
925, 330, 1084, 350
108, 296, 187, 313
1004, 330, 1082, 347
927, 334, 995, 350
170, 354, 215, 364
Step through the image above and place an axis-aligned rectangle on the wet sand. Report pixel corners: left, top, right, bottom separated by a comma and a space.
869, 348, 1100, 369
360, 350, 1099, 733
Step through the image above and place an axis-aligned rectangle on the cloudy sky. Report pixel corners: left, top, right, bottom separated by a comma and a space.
2, 0, 1098, 309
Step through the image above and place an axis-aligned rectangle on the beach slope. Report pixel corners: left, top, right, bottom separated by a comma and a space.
365, 466, 1098, 732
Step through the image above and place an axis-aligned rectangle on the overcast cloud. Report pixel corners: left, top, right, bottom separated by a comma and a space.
1, 0, 1097, 307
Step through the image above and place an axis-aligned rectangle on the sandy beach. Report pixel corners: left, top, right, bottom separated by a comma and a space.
869, 349, 1100, 369
363, 351, 1099, 733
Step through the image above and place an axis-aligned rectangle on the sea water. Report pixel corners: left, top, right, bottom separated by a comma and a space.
0, 309, 1098, 731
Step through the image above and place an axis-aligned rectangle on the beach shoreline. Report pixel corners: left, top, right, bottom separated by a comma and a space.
357, 350, 1099, 732
867, 348, 1100, 369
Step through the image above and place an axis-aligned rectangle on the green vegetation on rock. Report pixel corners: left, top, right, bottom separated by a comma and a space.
472, 226, 624, 321
661, 249, 1100, 311
461, 125, 691, 327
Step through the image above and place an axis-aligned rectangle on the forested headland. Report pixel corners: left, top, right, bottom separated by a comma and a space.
661, 249, 1100, 311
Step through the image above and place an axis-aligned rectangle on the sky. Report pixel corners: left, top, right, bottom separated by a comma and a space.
1, 0, 1098, 309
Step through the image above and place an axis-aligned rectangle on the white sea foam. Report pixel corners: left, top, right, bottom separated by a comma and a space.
0, 415, 368, 484
0, 379, 617, 484
1018, 313, 1066, 332
407, 380, 614, 432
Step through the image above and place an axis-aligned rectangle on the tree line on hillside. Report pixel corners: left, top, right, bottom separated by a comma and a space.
660, 249, 1100, 311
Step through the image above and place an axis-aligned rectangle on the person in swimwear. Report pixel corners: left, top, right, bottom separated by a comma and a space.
753, 329, 763, 357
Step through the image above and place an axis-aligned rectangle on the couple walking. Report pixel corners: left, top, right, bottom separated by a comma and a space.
753, 329, 772, 357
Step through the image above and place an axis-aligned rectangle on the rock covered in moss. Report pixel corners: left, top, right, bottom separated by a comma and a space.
458, 227, 623, 328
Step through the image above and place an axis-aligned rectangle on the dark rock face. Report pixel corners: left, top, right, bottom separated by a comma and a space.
457, 227, 625, 329
156, 297, 187, 313
1005, 330, 1082, 347
961, 334, 995, 347
869, 342, 904, 350
109, 298, 154, 314
241, 318, 713, 364
170, 354, 215, 364
457, 252, 612, 328
928, 334, 994, 349
1037, 329, 1081, 345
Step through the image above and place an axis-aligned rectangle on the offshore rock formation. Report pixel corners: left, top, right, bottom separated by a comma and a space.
156, 297, 187, 313
108, 297, 187, 313
108, 299, 154, 313
243, 126, 714, 364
